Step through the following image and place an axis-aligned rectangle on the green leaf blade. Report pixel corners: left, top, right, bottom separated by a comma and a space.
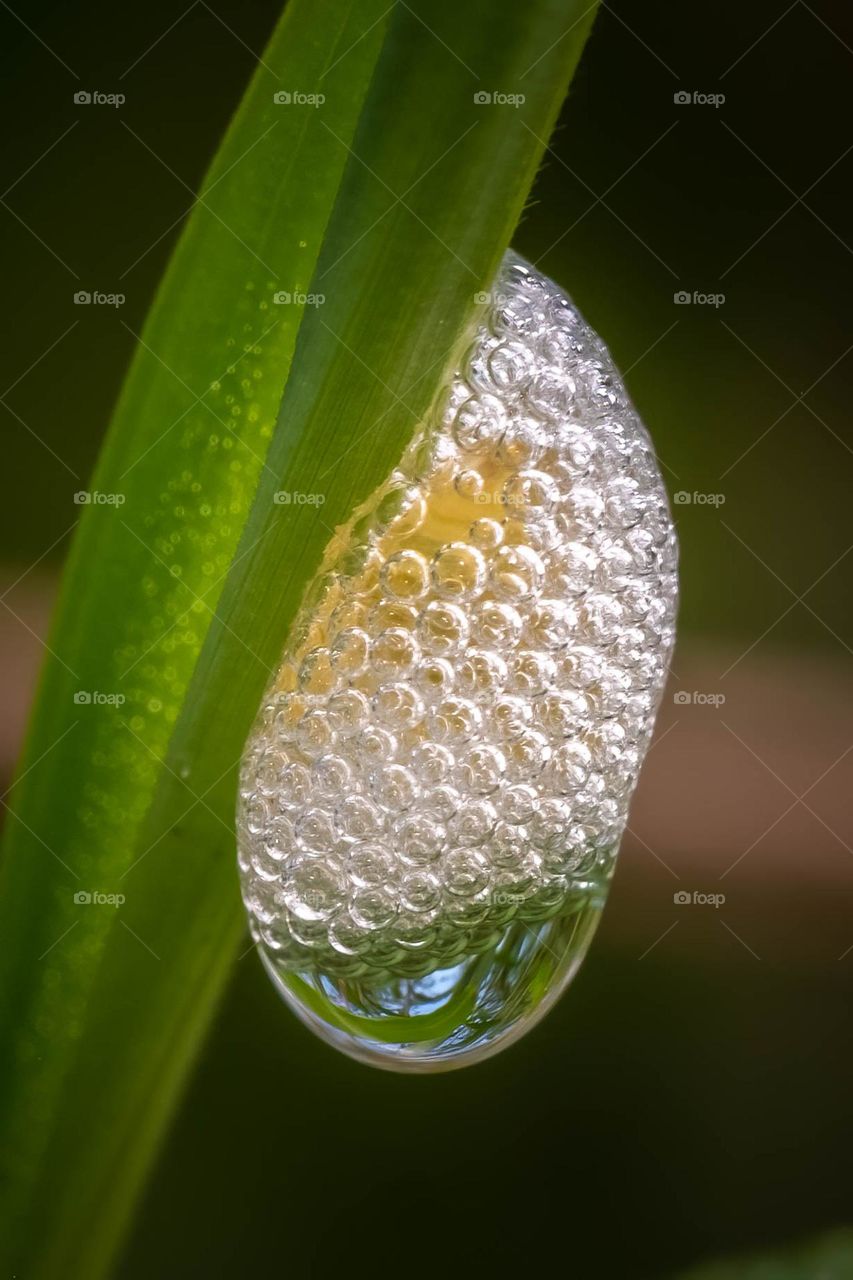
0, 0, 391, 1268
0, 2, 600, 1275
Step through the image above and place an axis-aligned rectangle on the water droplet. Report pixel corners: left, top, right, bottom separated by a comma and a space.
237, 252, 678, 1071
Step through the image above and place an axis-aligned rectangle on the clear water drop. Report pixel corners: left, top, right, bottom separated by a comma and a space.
237, 251, 678, 1072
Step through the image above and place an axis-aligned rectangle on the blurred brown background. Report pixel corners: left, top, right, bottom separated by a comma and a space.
1, 0, 851, 1275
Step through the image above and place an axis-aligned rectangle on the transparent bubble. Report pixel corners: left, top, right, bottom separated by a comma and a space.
326, 689, 369, 737
429, 696, 482, 745
372, 763, 418, 811
469, 517, 504, 551
238, 251, 677, 1071
415, 656, 456, 702
432, 543, 486, 600
455, 649, 507, 702
491, 544, 545, 601
330, 627, 370, 677
395, 813, 446, 865
381, 549, 430, 600
372, 682, 424, 731
417, 601, 469, 655
347, 842, 394, 887
409, 741, 454, 785
472, 600, 523, 648
454, 468, 484, 501
370, 628, 419, 679
453, 393, 507, 451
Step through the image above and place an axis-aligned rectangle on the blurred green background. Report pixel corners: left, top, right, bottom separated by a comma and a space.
1, 1, 851, 1276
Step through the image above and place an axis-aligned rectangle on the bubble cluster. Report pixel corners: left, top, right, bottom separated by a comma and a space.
238, 251, 677, 980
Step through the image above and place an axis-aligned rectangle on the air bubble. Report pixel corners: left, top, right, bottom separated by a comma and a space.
432, 543, 486, 600
238, 251, 677, 1072
381, 549, 430, 600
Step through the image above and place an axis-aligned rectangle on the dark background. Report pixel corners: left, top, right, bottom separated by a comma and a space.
1, 1, 851, 1276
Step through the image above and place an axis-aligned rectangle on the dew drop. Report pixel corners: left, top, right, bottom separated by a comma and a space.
237, 252, 677, 1071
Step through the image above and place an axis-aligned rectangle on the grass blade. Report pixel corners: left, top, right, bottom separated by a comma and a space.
0, 2, 600, 1275
671, 1229, 853, 1279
